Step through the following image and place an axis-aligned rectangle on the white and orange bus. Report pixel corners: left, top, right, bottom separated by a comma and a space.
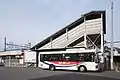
38, 48, 102, 72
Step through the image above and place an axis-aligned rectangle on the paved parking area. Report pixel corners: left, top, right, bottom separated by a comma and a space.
0, 67, 72, 80
0, 67, 119, 80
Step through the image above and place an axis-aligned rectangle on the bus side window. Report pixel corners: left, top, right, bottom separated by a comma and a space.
78, 53, 84, 61
40, 54, 48, 61
49, 57, 53, 61
79, 56, 84, 61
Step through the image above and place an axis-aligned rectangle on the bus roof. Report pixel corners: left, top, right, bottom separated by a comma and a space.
39, 49, 96, 54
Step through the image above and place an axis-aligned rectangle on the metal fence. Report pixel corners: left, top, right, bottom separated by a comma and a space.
105, 41, 120, 71
1, 55, 24, 67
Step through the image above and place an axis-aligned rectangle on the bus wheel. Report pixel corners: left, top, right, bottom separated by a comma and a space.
78, 66, 86, 72
49, 65, 55, 71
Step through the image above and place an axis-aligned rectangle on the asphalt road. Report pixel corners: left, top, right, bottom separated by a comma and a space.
0, 67, 119, 80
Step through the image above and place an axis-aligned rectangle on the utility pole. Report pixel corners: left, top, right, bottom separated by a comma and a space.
110, 1, 114, 70
4, 37, 6, 51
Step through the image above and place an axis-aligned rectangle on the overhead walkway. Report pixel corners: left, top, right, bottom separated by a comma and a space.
31, 11, 106, 51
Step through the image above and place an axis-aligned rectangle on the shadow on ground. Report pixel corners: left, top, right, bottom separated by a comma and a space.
30, 73, 119, 80
42, 69, 104, 73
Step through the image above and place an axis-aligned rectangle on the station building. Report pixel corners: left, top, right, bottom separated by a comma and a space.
0, 49, 36, 67
0, 50, 24, 67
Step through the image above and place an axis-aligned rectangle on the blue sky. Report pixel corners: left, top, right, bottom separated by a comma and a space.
0, 0, 120, 50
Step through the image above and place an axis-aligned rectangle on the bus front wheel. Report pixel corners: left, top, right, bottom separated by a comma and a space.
49, 65, 55, 71
78, 66, 86, 72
